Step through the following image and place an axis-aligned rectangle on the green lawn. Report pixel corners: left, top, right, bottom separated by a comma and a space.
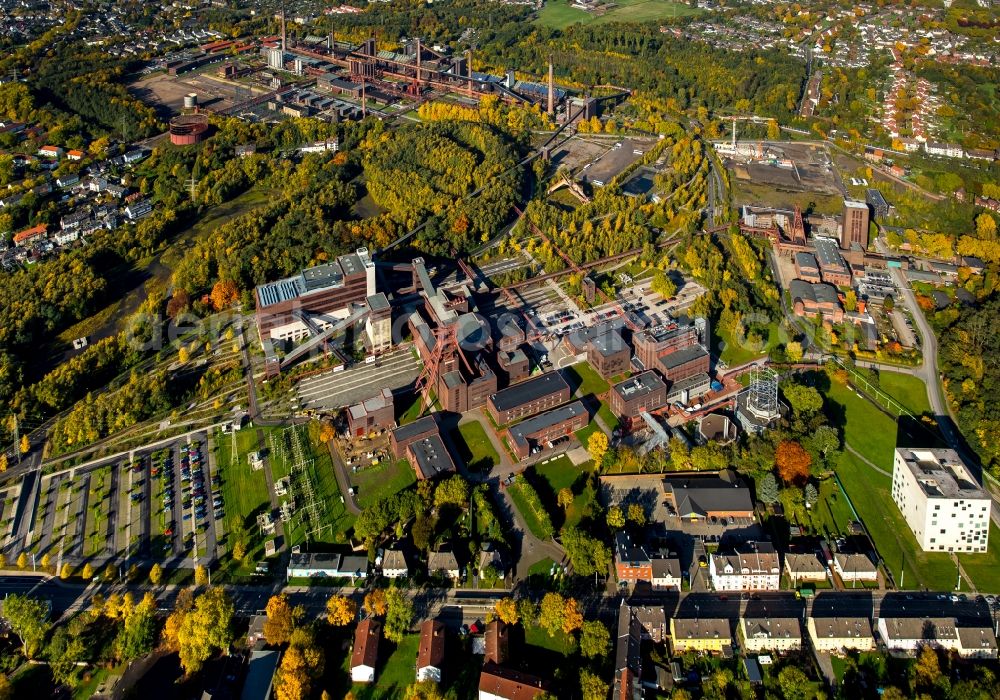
397, 393, 424, 426
348, 633, 419, 699
715, 323, 781, 368
525, 622, 577, 655
291, 427, 355, 545
824, 381, 898, 470
574, 421, 601, 447
534, 456, 595, 529
563, 362, 609, 398
535, 0, 699, 29
872, 371, 932, 415
835, 451, 955, 591
351, 459, 416, 510
507, 481, 554, 540
453, 421, 501, 472
803, 477, 855, 539
597, 403, 619, 431
528, 557, 556, 577
214, 428, 271, 576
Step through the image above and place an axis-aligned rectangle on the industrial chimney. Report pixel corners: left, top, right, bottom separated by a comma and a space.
547, 56, 555, 116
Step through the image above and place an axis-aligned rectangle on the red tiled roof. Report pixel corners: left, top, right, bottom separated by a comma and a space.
417, 619, 445, 670
351, 618, 381, 670
13, 224, 47, 243
478, 663, 547, 700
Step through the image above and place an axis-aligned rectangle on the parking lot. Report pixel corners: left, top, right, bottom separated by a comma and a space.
6, 431, 223, 573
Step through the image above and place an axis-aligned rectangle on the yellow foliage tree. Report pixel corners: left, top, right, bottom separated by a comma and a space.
325, 595, 357, 627
494, 598, 519, 625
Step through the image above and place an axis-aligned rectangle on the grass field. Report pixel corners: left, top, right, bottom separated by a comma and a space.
563, 362, 609, 398
214, 428, 271, 576
824, 381, 898, 470
534, 456, 595, 529
872, 371, 932, 415
351, 459, 416, 510
803, 477, 856, 540
535, 0, 700, 29
715, 323, 782, 367
507, 480, 554, 540
452, 421, 501, 473
730, 178, 844, 217
525, 622, 578, 655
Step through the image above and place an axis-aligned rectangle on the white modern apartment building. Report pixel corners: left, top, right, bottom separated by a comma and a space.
891, 448, 991, 553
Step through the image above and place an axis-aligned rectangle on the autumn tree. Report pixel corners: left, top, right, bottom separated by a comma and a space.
275, 627, 325, 700
19, 435, 28, 454
210, 279, 240, 311
627, 504, 646, 526
494, 598, 520, 625
363, 589, 388, 617
783, 384, 823, 416
557, 487, 573, 512
785, 341, 804, 362
177, 587, 234, 675
16, 553, 27, 570
194, 564, 209, 586
562, 598, 583, 635
162, 588, 194, 652
587, 431, 609, 465
606, 505, 625, 530
149, 563, 163, 586
579, 620, 610, 658
325, 595, 356, 627
114, 592, 158, 662
1, 594, 50, 658
264, 594, 302, 646
650, 270, 677, 299
0, 673, 11, 700
81, 563, 94, 580
384, 588, 415, 643
59, 563, 72, 580
404, 680, 446, 700
539, 593, 565, 637
433, 475, 469, 509
0, 454, 6, 473
580, 670, 609, 700
775, 440, 811, 485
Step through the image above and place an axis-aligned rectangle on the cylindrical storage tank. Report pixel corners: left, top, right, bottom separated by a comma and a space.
183, 93, 198, 109
169, 113, 210, 146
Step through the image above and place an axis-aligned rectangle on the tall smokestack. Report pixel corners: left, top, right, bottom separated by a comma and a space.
415, 37, 422, 84
466, 49, 473, 91
547, 56, 555, 116
280, 8, 286, 54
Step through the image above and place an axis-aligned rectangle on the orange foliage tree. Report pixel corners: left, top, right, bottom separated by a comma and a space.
210, 279, 240, 311
775, 440, 811, 485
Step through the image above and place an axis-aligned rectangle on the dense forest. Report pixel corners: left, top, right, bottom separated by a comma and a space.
938, 298, 1000, 474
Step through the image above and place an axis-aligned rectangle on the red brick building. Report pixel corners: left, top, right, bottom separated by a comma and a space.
610, 371, 667, 420
346, 388, 395, 437
657, 346, 710, 382
505, 400, 588, 460
488, 371, 570, 425
633, 324, 698, 371
390, 415, 440, 460
587, 329, 630, 379
614, 532, 652, 583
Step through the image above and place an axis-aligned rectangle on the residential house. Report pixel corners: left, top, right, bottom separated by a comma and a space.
13, 224, 47, 247
125, 199, 153, 221
669, 618, 732, 654
428, 550, 461, 580
615, 532, 652, 585
66, 149, 85, 161
416, 619, 446, 682
784, 553, 827, 584
56, 173, 80, 189
351, 618, 381, 683
832, 552, 878, 583
37, 145, 63, 158
484, 621, 510, 665
739, 617, 802, 653
877, 617, 997, 658
651, 556, 682, 591
789, 279, 844, 323
378, 548, 409, 579
807, 617, 875, 654
709, 542, 780, 591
